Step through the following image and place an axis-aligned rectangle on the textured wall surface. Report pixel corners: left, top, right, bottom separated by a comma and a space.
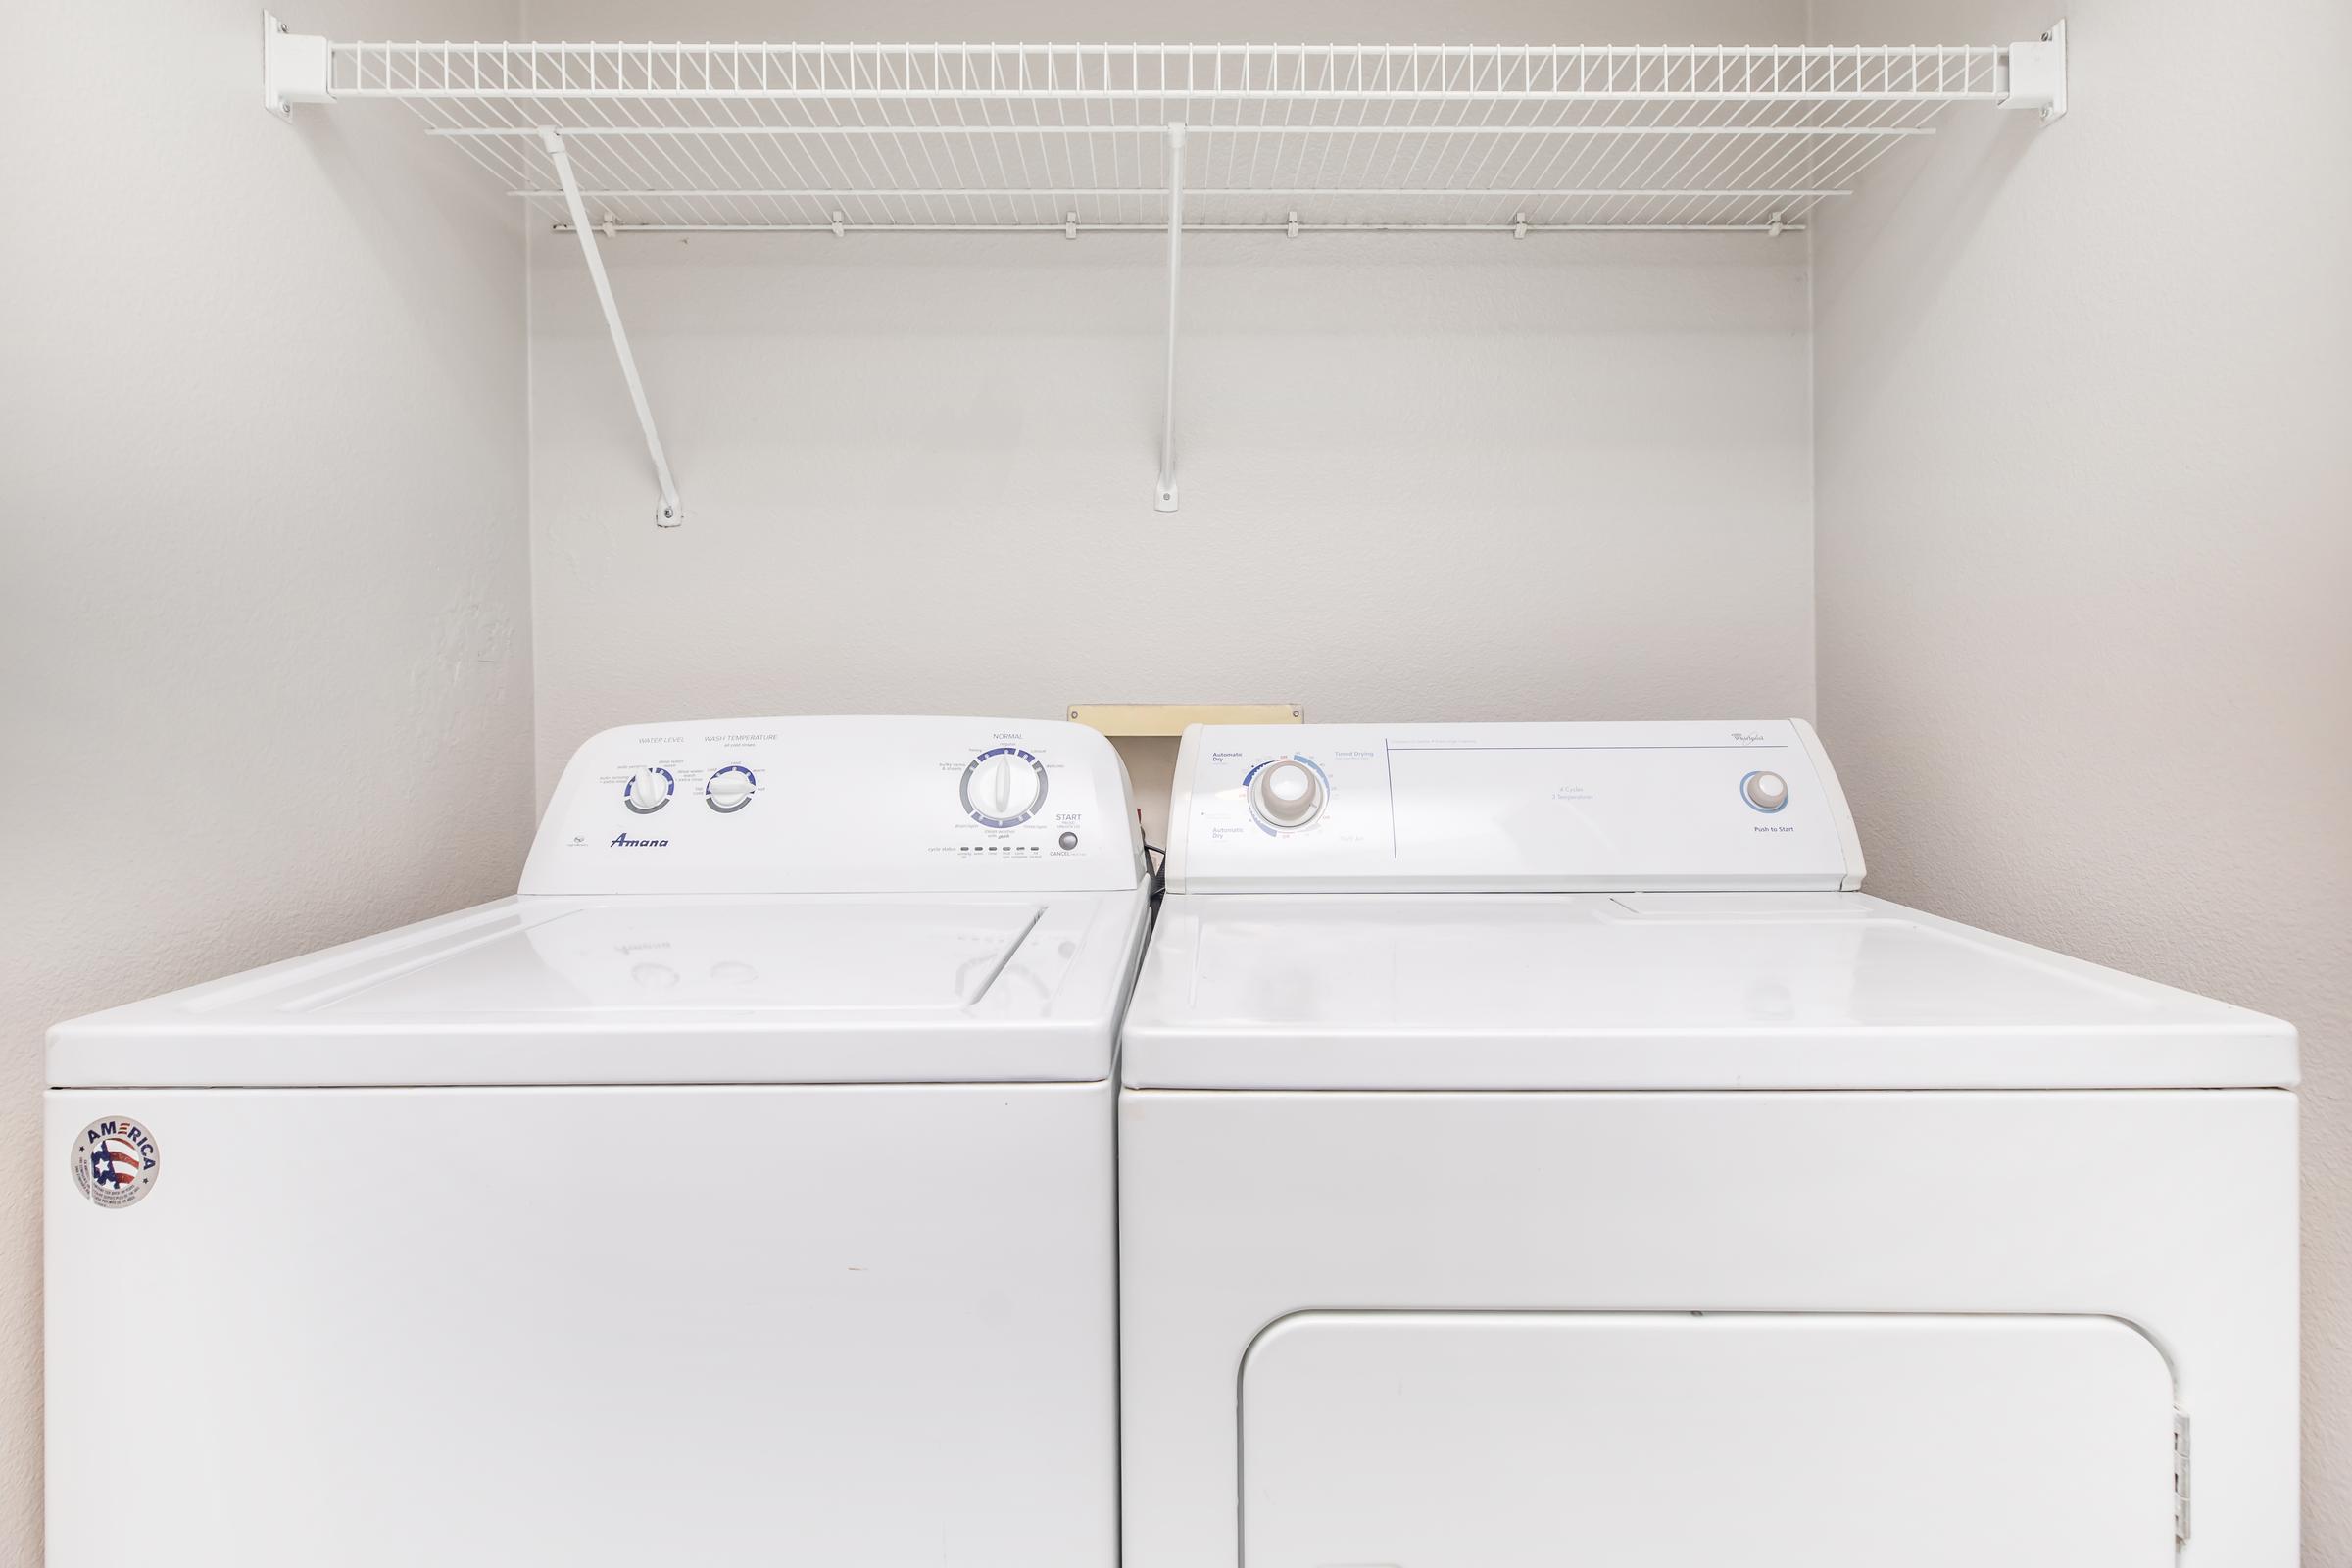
1807, 1, 2352, 1559
0, 1, 532, 1558
524, 0, 1816, 802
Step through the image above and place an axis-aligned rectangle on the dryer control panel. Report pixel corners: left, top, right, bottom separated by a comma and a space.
521, 716, 1145, 895
1164, 719, 1863, 893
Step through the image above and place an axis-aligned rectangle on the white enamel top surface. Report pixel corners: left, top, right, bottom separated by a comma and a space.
523, 715, 1144, 895
51, 888, 1149, 1087
1165, 719, 1862, 893
1121, 892, 2296, 1090
52, 715, 1154, 1086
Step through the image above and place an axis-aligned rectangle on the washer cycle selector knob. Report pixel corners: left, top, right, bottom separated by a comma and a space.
961, 748, 1049, 828
1250, 759, 1326, 830
706, 766, 756, 812
1742, 770, 1789, 812
623, 767, 674, 813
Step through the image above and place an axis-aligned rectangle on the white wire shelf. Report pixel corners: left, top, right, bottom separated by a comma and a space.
287, 38, 2063, 235
263, 22, 2065, 523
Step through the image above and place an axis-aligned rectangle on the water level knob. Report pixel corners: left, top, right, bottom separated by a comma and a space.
624, 768, 673, 813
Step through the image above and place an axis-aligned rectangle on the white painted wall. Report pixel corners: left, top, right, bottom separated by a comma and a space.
526, 0, 1818, 823
1806, 1, 2352, 1559
0, 1, 532, 1558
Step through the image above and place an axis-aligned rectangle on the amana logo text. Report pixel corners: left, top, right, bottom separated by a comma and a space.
611, 833, 669, 848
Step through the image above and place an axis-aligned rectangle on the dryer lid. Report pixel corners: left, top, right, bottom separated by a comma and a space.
50, 891, 1146, 1088
1119, 891, 2296, 1091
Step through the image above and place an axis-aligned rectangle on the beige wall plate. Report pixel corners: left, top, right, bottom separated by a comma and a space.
1067, 703, 1301, 738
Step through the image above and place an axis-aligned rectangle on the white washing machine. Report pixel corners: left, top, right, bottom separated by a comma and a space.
1120, 719, 2298, 1568
48, 715, 1147, 1568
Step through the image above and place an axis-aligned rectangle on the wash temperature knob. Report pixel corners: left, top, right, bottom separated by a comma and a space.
1251, 760, 1326, 829
708, 768, 755, 811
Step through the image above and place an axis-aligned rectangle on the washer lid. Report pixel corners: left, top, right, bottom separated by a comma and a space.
50, 891, 1147, 1087
1120, 892, 2296, 1091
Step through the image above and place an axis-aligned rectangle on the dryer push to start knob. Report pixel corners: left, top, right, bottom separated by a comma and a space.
1742, 770, 1789, 812
1250, 759, 1326, 830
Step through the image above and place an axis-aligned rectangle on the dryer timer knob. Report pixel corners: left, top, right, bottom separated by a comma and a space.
1250, 759, 1326, 830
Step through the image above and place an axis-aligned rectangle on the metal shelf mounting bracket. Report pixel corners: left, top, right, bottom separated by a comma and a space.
1155, 122, 1186, 514
262, 14, 331, 119
2004, 20, 2068, 123
541, 127, 684, 527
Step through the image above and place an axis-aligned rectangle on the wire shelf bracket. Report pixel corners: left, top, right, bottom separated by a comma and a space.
262, 13, 331, 118
264, 20, 2069, 520
2006, 21, 2068, 122
544, 127, 683, 526
1157, 123, 1186, 513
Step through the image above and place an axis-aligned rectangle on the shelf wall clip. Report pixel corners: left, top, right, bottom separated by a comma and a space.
1066, 210, 1080, 240
262, 13, 332, 119
541, 127, 683, 528
1155, 122, 1187, 514
2004, 19, 2068, 122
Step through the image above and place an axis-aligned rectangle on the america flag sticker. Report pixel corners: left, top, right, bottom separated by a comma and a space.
71, 1117, 160, 1209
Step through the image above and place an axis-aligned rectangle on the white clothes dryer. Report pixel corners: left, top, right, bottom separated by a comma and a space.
1119, 719, 2296, 1568
49, 715, 1148, 1568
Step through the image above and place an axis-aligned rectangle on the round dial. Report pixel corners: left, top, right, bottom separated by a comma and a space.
961, 748, 1048, 828
1742, 769, 1789, 812
623, 767, 674, 813
1249, 757, 1327, 830
706, 765, 756, 813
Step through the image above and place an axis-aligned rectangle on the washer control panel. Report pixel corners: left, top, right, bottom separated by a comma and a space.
1165, 719, 1863, 894
522, 716, 1145, 895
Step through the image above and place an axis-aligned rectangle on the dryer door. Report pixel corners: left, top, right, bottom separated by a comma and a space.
1241, 1312, 2180, 1567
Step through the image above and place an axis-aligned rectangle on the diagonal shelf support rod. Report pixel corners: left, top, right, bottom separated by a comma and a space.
541, 127, 682, 527
1155, 122, 1186, 514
